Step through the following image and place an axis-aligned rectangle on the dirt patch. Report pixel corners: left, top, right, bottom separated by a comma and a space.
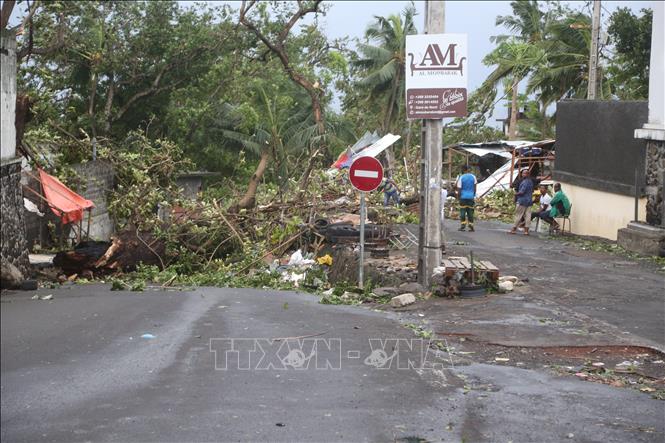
436, 335, 665, 399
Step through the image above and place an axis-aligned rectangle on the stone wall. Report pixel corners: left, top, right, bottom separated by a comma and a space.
1, 159, 30, 275
645, 140, 665, 226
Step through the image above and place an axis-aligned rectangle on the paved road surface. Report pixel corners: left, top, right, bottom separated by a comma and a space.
2, 284, 663, 442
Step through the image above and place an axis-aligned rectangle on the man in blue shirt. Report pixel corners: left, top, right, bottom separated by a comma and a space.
509, 168, 534, 235
455, 165, 477, 232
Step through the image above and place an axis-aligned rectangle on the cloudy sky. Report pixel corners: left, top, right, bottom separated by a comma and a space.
321, 1, 652, 116
9, 0, 654, 120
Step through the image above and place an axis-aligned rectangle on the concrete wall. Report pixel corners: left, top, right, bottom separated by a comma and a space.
1, 30, 17, 160
645, 1, 664, 132
555, 100, 648, 196
176, 176, 203, 200
70, 160, 115, 241
557, 181, 647, 240
23, 160, 116, 247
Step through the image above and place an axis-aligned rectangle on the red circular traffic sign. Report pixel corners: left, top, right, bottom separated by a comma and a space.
349, 156, 384, 192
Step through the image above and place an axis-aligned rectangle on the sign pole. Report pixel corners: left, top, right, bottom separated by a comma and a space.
359, 192, 366, 289
417, 0, 445, 287
348, 156, 383, 290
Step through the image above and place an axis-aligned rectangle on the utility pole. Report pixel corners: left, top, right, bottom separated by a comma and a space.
587, 0, 601, 99
417, 0, 444, 287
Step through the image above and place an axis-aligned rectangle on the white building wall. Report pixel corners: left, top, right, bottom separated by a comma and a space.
558, 182, 647, 240
636, 1, 665, 140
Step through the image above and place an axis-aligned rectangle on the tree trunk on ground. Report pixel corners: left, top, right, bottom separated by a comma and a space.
231, 149, 270, 212
508, 77, 519, 140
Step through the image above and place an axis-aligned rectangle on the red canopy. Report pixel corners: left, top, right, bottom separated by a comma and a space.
38, 168, 94, 225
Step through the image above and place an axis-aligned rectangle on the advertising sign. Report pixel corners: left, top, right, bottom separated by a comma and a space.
405, 34, 468, 119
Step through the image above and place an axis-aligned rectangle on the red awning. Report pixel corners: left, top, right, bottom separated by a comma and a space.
38, 168, 94, 225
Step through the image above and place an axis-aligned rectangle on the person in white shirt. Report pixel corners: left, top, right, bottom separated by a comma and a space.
531, 184, 555, 227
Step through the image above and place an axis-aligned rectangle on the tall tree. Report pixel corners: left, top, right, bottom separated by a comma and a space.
482, 39, 543, 140
493, 0, 550, 43
607, 7, 652, 100
350, 4, 416, 170
238, 1, 327, 155
354, 4, 417, 136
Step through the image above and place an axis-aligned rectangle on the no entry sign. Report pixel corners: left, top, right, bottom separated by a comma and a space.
349, 156, 384, 192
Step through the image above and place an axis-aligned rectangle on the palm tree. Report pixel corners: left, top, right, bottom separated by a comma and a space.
481, 1, 551, 139
355, 4, 417, 134
220, 88, 354, 210
493, 0, 550, 44
527, 11, 612, 104
353, 4, 417, 168
220, 88, 309, 210
482, 39, 544, 140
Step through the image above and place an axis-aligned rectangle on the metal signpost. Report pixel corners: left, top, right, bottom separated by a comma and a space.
406, 2, 468, 287
349, 156, 384, 289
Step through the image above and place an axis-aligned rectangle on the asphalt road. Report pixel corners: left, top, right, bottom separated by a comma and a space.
2, 285, 664, 442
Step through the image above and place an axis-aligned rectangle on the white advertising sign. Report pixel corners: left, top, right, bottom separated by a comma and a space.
405, 33, 468, 119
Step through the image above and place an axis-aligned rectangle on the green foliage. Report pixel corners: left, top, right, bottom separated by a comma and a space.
101, 131, 192, 230
320, 280, 376, 305
607, 8, 652, 99
516, 99, 555, 140
476, 1, 650, 139
270, 216, 304, 245
557, 236, 665, 269
477, 190, 515, 223
348, 4, 417, 136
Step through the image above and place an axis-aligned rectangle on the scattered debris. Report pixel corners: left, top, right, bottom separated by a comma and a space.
316, 254, 333, 266
31, 294, 53, 301
498, 281, 514, 292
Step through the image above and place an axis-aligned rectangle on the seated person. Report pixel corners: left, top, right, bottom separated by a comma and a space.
548, 183, 571, 231
531, 184, 556, 229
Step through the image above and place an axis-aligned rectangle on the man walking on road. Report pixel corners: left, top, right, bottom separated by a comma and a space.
456, 165, 477, 232
509, 168, 534, 235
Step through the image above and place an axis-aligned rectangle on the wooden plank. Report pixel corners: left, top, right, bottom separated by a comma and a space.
442, 259, 456, 269
457, 257, 471, 269
481, 260, 499, 272
451, 259, 466, 269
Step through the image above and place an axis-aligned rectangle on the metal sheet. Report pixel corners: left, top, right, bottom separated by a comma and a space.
458, 147, 513, 159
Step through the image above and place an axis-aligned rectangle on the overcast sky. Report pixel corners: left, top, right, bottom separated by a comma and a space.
9, 0, 654, 121
321, 1, 652, 117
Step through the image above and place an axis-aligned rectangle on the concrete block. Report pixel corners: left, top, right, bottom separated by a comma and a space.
617, 222, 665, 256
391, 293, 416, 308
